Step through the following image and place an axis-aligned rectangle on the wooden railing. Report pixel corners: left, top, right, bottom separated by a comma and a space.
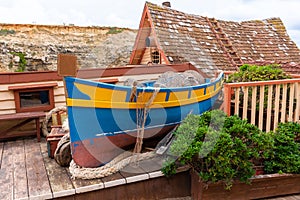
223, 77, 300, 132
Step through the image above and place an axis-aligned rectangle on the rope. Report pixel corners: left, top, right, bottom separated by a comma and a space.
68, 87, 160, 180
133, 87, 160, 154
69, 151, 155, 179
42, 106, 67, 137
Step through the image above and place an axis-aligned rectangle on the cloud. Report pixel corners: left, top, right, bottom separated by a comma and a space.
0, 0, 299, 47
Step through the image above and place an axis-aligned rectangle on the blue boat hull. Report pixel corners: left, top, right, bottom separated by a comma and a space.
65, 71, 224, 167
67, 94, 219, 167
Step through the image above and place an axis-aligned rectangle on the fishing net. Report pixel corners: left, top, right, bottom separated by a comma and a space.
124, 70, 205, 88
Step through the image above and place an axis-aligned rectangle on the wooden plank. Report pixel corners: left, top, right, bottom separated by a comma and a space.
0, 100, 15, 109
266, 85, 273, 132
258, 85, 265, 130
119, 161, 149, 184
224, 78, 300, 87
0, 112, 45, 120
66, 169, 104, 194
281, 84, 288, 123
8, 82, 58, 90
138, 155, 164, 173
12, 140, 29, 200
0, 92, 14, 101
0, 142, 3, 168
25, 139, 52, 199
288, 83, 295, 122
242, 86, 249, 120
274, 85, 281, 130
295, 83, 300, 122
251, 86, 257, 125
0, 142, 14, 200
40, 140, 75, 198
101, 171, 126, 189
234, 88, 240, 115
223, 84, 231, 116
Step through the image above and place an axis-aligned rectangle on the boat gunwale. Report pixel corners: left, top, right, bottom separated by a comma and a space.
65, 72, 224, 93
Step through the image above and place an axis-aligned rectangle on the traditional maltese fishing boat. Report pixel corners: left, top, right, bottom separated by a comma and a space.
64, 64, 224, 168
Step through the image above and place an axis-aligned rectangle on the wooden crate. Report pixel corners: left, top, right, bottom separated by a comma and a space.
47, 127, 66, 158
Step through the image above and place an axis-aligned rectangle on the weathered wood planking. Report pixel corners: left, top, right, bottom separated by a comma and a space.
0, 142, 3, 167
12, 140, 28, 200
40, 140, 75, 198
119, 162, 148, 184
138, 156, 165, 177
0, 141, 14, 200
67, 172, 104, 195
25, 139, 52, 199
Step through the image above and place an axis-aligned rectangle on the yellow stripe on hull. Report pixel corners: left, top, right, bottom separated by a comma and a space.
67, 86, 222, 109
74, 82, 128, 102
75, 81, 222, 103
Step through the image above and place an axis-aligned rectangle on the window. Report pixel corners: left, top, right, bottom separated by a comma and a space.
151, 50, 160, 64
9, 83, 57, 113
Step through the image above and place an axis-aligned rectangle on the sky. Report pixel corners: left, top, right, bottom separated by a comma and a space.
0, 0, 299, 47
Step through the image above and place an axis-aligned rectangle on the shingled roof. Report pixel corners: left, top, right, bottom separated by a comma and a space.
129, 2, 300, 77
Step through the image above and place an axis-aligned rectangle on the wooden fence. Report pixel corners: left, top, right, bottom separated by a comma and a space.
223, 76, 300, 132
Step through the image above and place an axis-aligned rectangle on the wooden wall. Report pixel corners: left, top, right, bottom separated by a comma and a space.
0, 81, 66, 115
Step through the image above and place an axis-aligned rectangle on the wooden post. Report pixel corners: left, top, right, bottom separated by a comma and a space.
57, 54, 77, 98
242, 86, 249, 120
295, 82, 300, 122
223, 84, 231, 116
251, 86, 257, 125
266, 85, 273, 132
258, 85, 265, 130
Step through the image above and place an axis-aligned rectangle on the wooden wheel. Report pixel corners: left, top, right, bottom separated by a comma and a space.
54, 134, 72, 167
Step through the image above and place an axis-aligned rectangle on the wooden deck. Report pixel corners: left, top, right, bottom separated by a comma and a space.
0, 137, 191, 200
1, 137, 300, 200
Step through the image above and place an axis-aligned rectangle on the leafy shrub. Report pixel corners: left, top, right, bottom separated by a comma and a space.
10, 52, 27, 72
106, 27, 123, 34
226, 64, 293, 116
162, 110, 274, 190
264, 122, 300, 174
0, 29, 16, 35
226, 64, 291, 83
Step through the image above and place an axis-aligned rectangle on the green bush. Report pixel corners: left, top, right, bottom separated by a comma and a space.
106, 27, 123, 34
226, 64, 291, 83
10, 52, 27, 72
226, 64, 293, 115
0, 29, 16, 35
264, 122, 300, 174
162, 110, 274, 190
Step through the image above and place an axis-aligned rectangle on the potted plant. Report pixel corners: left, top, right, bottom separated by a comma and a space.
161, 110, 300, 199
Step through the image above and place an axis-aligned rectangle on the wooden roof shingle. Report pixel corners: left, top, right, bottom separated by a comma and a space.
130, 2, 300, 77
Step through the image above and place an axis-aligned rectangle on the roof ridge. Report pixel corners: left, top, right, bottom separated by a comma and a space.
146, 2, 283, 24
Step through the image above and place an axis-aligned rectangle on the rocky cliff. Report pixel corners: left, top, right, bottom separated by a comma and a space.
0, 24, 137, 72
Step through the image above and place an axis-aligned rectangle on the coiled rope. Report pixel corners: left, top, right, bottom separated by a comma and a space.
69, 151, 155, 179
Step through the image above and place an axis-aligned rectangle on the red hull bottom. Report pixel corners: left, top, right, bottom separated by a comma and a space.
71, 125, 175, 168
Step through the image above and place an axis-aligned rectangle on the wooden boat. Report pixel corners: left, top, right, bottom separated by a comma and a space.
64, 65, 224, 168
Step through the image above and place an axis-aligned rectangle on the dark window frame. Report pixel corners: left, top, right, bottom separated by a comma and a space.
151, 49, 160, 64
9, 83, 57, 113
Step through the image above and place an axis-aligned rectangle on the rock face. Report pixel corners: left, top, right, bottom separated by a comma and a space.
0, 24, 137, 72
